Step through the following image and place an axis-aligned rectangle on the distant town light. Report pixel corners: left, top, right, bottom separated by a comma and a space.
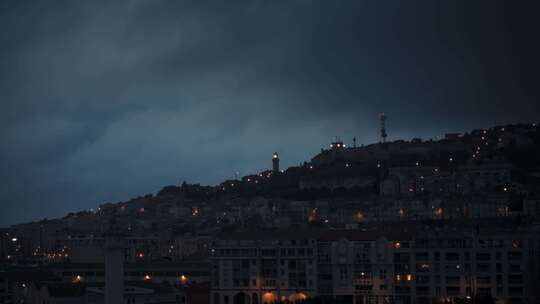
11, 237, 17, 242
394, 242, 401, 249
406, 274, 412, 282
144, 274, 151, 281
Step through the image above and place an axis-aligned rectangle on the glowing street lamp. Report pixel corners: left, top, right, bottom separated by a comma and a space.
180, 274, 188, 284
73, 275, 82, 283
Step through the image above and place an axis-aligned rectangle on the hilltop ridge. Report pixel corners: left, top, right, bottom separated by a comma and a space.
10, 121, 540, 230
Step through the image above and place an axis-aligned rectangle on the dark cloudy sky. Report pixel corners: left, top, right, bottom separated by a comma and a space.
1, 0, 539, 225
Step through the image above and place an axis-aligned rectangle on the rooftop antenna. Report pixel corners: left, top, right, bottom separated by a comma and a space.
380, 113, 387, 143
353, 136, 357, 148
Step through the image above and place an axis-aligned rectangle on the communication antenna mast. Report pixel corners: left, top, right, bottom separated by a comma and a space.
380, 113, 387, 143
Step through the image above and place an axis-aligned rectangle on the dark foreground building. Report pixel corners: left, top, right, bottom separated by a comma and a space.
210, 222, 540, 304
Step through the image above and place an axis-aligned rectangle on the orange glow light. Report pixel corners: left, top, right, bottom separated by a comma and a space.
73, 275, 82, 283
262, 292, 276, 303
180, 274, 188, 284
289, 293, 307, 302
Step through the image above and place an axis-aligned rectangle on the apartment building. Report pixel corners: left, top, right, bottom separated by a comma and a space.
210, 229, 321, 304
210, 223, 540, 304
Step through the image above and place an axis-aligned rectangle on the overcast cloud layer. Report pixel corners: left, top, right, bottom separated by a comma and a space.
1, 0, 539, 225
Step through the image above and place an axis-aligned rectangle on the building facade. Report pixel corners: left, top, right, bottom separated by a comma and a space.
210, 230, 320, 304
210, 225, 540, 304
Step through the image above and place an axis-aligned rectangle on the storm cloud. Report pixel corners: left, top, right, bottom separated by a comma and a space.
1, 0, 539, 225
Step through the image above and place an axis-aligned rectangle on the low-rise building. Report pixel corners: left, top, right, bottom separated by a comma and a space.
523, 197, 540, 217
87, 281, 184, 304
46, 261, 210, 285
27, 282, 86, 304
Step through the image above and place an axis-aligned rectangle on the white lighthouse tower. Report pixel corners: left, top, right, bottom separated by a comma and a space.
272, 152, 280, 174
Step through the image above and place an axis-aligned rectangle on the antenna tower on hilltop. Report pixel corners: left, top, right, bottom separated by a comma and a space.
380, 113, 387, 143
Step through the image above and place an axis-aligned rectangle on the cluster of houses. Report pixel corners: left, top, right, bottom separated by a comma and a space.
1, 123, 540, 303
